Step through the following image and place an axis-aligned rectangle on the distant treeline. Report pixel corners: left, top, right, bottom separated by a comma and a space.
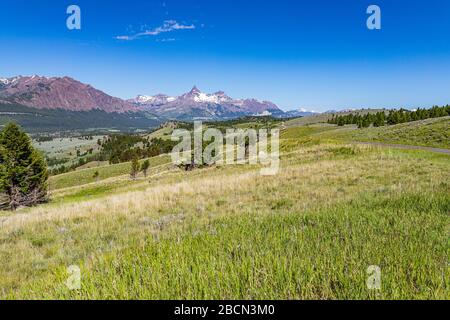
99, 135, 178, 164
36, 135, 94, 143
35, 136, 54, 143
49, 134, 179, 175
328, 105, 450, 128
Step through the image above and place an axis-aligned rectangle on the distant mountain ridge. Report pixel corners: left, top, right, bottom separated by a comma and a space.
129, 86, 284, 120
0, 76, 285, 121
0, 76, 137, 113
284, 108, 322, 118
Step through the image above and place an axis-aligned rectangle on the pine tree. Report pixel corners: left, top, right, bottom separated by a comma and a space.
130, 156, 140, 180
0, 123, 49, 210
141, 159, 150, 178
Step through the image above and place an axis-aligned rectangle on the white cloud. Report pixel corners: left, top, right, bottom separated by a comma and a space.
116, 20, 195, 41
157, 38, 176, 42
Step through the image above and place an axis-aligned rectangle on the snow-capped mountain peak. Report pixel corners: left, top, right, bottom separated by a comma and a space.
0, 77, 20, 86
178, 86, 233, 104
130, 86, 283, 120
135, 95, 155, 103
194, 92, 219, 103
298, 107, 321, 114
283, 107, 322, 118
132, 94, 176, 106
193, 91, 233, 104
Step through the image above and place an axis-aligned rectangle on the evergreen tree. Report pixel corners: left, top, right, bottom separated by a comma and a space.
130, 156, 140, 180
141, 159, 150, 178
330, 105, 448, 129
0, 123, 48, 210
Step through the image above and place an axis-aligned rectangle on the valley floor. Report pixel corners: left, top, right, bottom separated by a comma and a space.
0, 119, 449, 299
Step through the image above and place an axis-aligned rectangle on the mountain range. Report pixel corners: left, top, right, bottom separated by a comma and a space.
128, 86, 284, 120
0, 76, 137, 113
0, 75, 319, 131
283, 108, 322, 117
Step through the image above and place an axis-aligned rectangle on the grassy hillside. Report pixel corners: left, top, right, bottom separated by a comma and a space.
0, 119, 448, 299
49, 154, 171, 190
33, 135, 105, 170
318, 117, 450, 149
144, 125, 176, 141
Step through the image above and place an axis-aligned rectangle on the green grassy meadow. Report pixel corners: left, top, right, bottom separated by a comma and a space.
0, 117, 449, 299
48, 154, 171, 190
323, 117, 450, 149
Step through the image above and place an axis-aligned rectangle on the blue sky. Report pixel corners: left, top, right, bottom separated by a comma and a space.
1, 0, 449, 111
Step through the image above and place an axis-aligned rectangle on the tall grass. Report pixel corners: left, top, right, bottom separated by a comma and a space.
10, 189, 449, 299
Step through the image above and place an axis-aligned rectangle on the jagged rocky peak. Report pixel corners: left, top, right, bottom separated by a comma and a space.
190, 86, 201, 94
